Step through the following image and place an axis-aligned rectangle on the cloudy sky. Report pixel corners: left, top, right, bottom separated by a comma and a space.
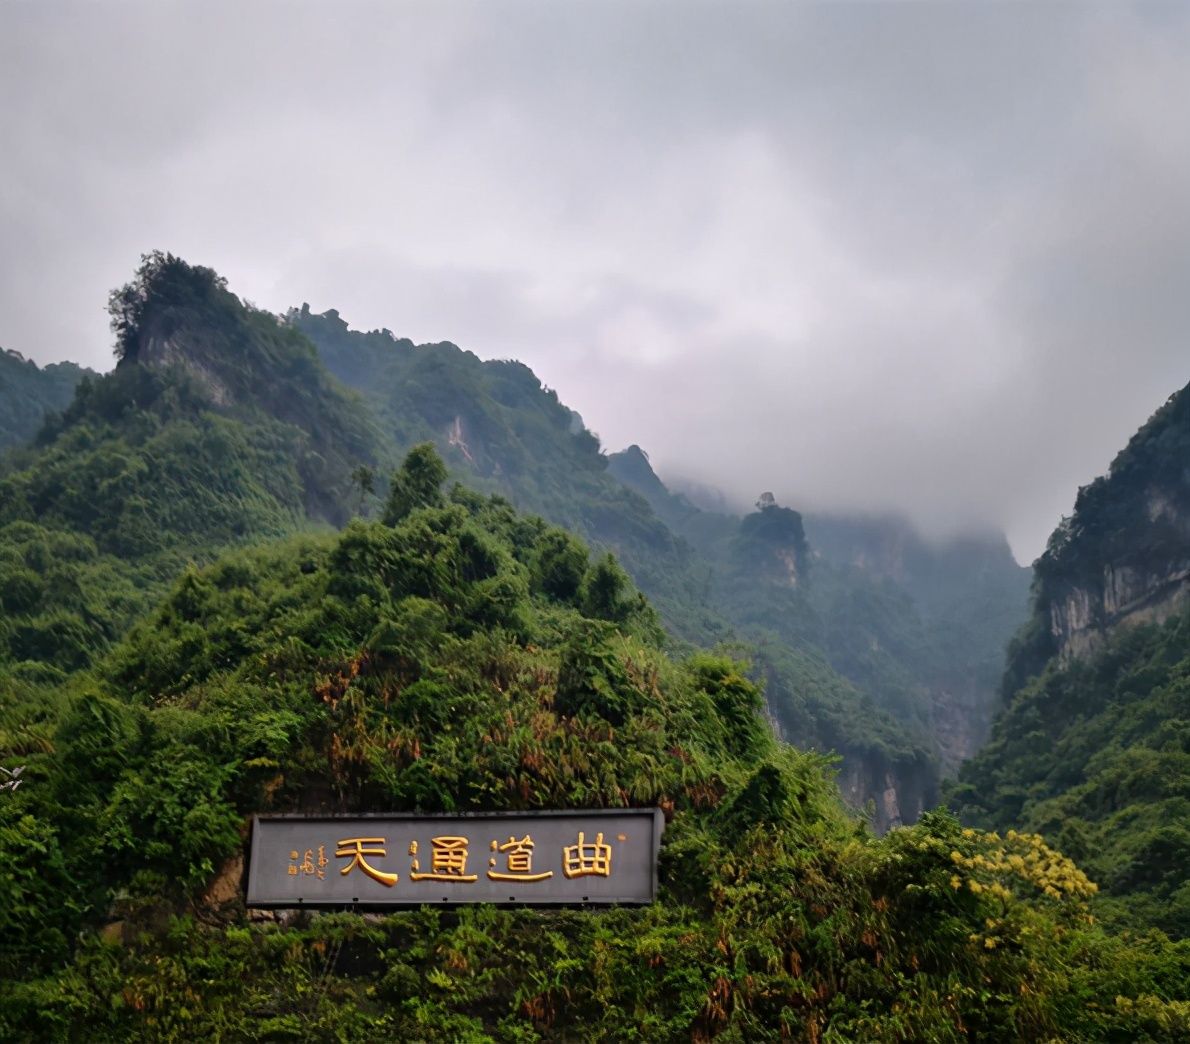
3, 2, 1188, 561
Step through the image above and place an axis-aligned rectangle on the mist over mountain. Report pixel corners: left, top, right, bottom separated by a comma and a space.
290, 302, 1039, 823
0, 253, 1187, 1039
5, 5, 1190, 563
4, 0, 1190, 1035
1, 254, 1028, 820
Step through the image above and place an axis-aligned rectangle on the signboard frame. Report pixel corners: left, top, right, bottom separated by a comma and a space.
246, 808, 664, 909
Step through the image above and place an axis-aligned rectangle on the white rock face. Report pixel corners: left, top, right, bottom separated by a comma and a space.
1050, 562, 1190, 662
447, 414, 477, 466
775, 548, 800, 586
139, 330, 234, 407
833, 759, 929, 835
880, 774, 902, 831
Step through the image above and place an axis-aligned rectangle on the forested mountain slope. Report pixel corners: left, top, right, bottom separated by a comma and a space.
1005, 379, 1190, 682
0, 253, 384, 674
803, 514, 1031, 768
0, 256, 1023, 828
0, 347, 91, 450
2, 450, 1185, 1041
0, 259, 922, 826
288, 306, 705, 622
606, 446, 1028, 812
951, 380, 1190, 936
290, 304, 966, 828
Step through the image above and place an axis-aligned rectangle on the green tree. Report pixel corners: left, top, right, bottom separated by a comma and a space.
382, 443, 448, 524
350, 464, 376, 516
107, 251, 228, 361
532, 527, 588, 601
581, 552, 632, 622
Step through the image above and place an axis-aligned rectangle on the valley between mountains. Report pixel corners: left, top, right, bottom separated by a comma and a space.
1, 253, 1186, 1040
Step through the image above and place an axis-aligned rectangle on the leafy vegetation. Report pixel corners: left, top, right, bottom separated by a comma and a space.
952, 378, 1190, 939
951, 606, 1190, 938
0, 522, 146, 673
3, 451, 1186, 1041
295, 310, 1030, 821
0, 255, 387, 674
0, 348, 90, 451
2, 253, 1184, 1038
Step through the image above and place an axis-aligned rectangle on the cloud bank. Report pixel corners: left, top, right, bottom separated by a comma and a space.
2, 2, 1188, 560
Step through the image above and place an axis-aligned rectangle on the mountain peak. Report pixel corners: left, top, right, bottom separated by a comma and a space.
1021, 376, 1190, 670
607, 443, 661, 490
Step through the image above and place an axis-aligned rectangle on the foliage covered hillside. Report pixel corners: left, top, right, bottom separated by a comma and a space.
951, 383, 1190, 938
2, 448, 1186, 1042
0, 348, 91, 451
951, 604, 1190, 938
294, 311, 960, 824
0, 257, 936, 825
805, 515, 1031, 764
0, 254, 385, 674
609, 447, 1028, 818
108, 253, 384, 527
1005, 378, 1190, 688
288, 306, 707, 626
290, 300, 1032, 822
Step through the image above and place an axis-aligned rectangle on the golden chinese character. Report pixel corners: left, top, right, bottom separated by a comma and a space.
335, 837, 398, 886
287, 850, 299, 876
409, 836, 478, 882
563, 831, 612, 878
488, 835, 553, 882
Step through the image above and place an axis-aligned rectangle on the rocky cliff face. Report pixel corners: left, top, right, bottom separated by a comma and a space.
835, 754, 935, 833
928, 675, 996, 771
135, 320, 236, 407
951, 379, 1190, 938
803, 514, 1030, 774
1019, 380, 1190, 674
734, 503, 810, 585
1049, 558, 1190, 662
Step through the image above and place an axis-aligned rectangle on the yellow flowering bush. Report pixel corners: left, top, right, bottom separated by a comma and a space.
949, 827, 1098, 903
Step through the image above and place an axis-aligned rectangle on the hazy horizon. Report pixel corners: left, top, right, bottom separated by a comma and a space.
3, 2, 1188, 562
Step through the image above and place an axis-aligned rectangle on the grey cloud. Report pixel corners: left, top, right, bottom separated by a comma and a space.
2, 1, 1187, 562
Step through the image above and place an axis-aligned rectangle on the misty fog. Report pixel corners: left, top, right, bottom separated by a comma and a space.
3, 2, 1188, 561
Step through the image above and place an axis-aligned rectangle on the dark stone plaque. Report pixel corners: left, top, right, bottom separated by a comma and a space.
247, 809, 663, 907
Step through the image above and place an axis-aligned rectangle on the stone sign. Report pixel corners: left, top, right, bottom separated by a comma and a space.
247, 809, 663, 907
